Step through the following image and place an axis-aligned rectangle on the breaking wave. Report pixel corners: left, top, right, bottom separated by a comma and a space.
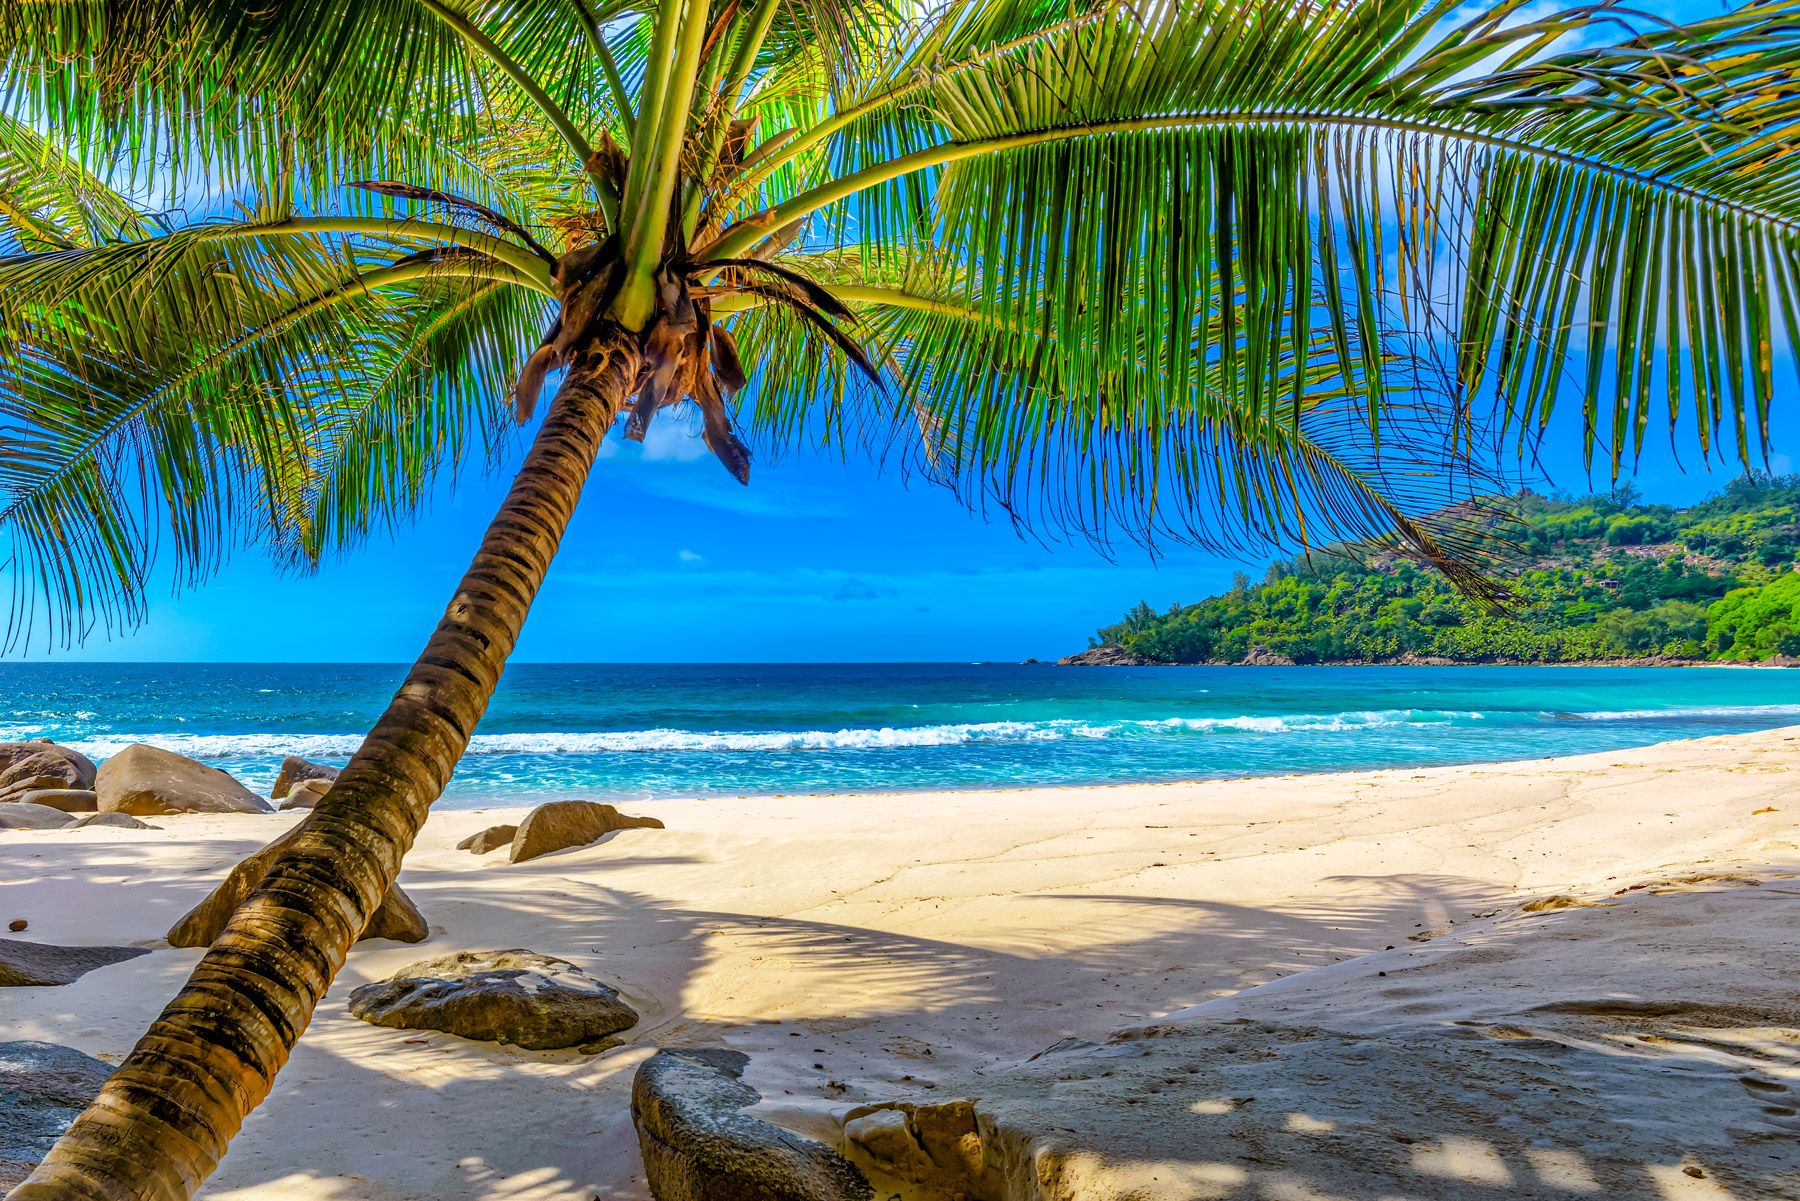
50, 708, 1500, 761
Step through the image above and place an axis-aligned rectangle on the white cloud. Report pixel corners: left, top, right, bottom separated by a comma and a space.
678, 549, 705, 563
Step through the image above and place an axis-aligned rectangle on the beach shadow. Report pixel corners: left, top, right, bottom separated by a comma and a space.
11, 832, 1792, 1201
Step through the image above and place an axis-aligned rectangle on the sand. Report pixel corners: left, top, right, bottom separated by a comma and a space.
3, 726, 1798, 1199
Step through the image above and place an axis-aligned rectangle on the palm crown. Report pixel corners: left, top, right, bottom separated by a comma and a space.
7, 0, 1798, 648
6, 2, 1800, 1198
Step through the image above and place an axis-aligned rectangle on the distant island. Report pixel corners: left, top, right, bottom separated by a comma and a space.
1070, 475, 1800, 666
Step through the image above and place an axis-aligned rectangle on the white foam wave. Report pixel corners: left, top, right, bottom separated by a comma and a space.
49, 709, 1499, 761
1569, 704, 1800, 722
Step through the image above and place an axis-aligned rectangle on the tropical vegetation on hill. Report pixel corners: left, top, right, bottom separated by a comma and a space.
5, 0, 1800, 1196
1091, 476, 1800, 665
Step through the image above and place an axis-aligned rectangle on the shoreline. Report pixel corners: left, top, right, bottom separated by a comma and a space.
1060, 647, 1798, 668
7, 725, 1799, 1198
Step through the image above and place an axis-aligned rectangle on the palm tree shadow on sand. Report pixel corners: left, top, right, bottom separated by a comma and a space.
166, 865, 1800, 1201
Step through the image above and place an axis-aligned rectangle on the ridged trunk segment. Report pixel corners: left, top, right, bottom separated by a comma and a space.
7, 329, 641, 1201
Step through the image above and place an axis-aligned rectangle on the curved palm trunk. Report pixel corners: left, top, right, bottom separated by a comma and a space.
8, 329, 642, 1201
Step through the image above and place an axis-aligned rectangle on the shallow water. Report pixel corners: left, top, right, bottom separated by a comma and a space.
2, 662, 1797, 804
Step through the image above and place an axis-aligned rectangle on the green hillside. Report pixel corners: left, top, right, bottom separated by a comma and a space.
1086, 476, 1800, 665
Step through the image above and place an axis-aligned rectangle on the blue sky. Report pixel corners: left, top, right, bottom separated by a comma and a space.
30, 393, 1795, 664
10, 0, 1788, 665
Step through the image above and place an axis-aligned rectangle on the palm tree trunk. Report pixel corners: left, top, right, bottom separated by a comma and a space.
7, 330, 642, 1201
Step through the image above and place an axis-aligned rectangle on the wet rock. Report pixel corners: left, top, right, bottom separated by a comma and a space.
278, 778, 332, 810
0, 1041, 112, 1190
95, 744, 271, 816
0, 805, 75, 831
14, 790, 97, 814
456, 824, 517, 855
348, 949, 636, 1050
634, 1048, 873, 1201
72, 813, 158, 831
0, 939, 149, 987
167, 819, 426, 948
509, 800, 663, 864
271, 755, 339, 800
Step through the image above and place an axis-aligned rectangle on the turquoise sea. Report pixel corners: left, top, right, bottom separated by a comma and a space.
1, 663, 1797, 805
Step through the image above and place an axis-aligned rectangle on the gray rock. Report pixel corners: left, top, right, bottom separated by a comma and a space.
455, 824, 517, 855
509, 800, 663, 864
348, 949, 637, 1050
271, 755, 340, 800
167, 819, 426, 948
1241, 643, 1296, 666
15, 789, 98, 814
0, 1041, 112, 1190
634, 1048, 873, 1201
95, 744, 272, 816
72, 813, 158, 831
0, 939, 149, 987
0, 805, 75, 831
0, 742, 96, 797
278, 778, 332, 810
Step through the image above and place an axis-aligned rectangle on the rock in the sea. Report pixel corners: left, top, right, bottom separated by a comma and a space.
0, 804, 75, 831
271, 755, 340, 800
0, 1041, 112, 1190
456, 824, 517, 855
95, 744, 272, 816
14, 789, 97, 814
167, 820, 426, 948
0, 742, 96, 804
278, 777, 332, 810
634, 1048, 873, 1201
0, 938, 149, 987
1056, 645, 1154, 666
1241, 642, 1296, 666
348, 949, 637, 1050
510, 800, 663, 864
72, 813, 158, 831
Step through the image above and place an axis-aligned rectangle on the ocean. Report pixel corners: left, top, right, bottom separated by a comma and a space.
2, 662, 1797, 806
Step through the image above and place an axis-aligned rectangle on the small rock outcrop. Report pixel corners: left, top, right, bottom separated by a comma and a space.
633, 1048, 873, 1201
14, 790, 97, 813
509, 801, 663, 864
347, 949, 637, 1050
1241, 643, 1296, 666
167, 820, 426, 948
72, 813, 157, 831
1056, 645, 1154, 666
0, 939, 149, 987
0, 805, 75, 831
278, 778, 332, 810
456, 824, 518, 855
271, 755, 340, 800
95, 744, 271, 816
0, 742, 96, 806
0, 1041, 113, 1190
844, 1100, 1000, 1200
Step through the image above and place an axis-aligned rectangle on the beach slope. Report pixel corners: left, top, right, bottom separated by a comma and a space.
3, 727, 1797, 1199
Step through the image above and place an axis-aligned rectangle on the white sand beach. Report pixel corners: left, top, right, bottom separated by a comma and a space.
4, 728, 1798, 1199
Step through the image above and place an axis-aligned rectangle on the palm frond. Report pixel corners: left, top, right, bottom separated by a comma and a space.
711, 0, 1800, 484
0, 207, 543, 646
1, 1, 625, 209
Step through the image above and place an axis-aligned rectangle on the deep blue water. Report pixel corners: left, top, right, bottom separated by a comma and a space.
2, 663, 1797, 805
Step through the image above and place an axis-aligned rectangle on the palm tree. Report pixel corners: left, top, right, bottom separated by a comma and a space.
3, 0, 1797, 1194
